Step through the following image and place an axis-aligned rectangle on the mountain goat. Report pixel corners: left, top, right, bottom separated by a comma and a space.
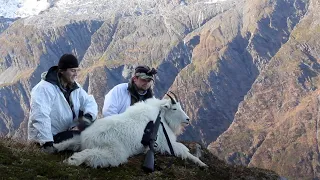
54, 94, 207, 168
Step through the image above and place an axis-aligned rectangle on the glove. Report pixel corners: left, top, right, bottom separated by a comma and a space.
77, 113, 94, 131
41, 141, 56, 154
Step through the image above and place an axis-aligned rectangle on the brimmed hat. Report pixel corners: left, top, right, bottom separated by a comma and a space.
134, 65, 157, 80
58, 54, 79, 69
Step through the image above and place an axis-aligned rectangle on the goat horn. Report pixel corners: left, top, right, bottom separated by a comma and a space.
166, 93, 176, 104
169, 91, 179, 102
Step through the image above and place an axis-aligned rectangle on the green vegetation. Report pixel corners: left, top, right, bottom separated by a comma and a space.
0, 138, 280, 180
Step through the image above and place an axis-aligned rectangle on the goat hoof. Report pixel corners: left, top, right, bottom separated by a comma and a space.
199, 162, 208, 168
199, 163, 209, 171
65, 157, 81, 166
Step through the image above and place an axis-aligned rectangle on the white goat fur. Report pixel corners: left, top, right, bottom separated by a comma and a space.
54, 98, 207, 168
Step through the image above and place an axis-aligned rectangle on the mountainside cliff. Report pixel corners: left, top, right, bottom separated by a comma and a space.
171, 0, 309, 145
0, 0, 319, 179
209, 0, 320, 179
0, 0, 237, 139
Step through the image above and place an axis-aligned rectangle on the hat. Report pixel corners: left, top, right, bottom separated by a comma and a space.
134, 65, 157, 80
58, 54, 79, 69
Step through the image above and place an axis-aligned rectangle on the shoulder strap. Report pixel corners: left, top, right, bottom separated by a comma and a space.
160, 122, 175, 156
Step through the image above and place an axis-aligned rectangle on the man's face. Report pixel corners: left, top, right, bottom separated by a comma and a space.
60, 68, 79, 84
133, 76, 153, 91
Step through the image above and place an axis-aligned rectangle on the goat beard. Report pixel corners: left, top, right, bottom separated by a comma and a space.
167, 121, 188, 136
175, 124, 187, 136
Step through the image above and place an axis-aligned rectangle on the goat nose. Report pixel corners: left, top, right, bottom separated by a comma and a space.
186, 118, 190, 121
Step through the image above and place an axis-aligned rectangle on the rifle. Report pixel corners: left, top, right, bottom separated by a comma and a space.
142, 110, 162, 172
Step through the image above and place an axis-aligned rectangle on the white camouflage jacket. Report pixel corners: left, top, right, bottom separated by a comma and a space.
28, 66, 98, 144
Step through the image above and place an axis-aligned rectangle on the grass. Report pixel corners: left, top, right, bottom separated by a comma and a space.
0, 138, 280, 180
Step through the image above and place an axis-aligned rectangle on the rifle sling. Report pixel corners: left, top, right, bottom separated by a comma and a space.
160, 122, 175, 156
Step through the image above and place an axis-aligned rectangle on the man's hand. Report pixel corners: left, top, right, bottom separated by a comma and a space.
77, 113, 93, 131
41, 141, 56, 154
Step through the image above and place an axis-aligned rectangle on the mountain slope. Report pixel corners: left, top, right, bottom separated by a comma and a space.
209, 0, 320, 179
0, 0, 318, 179
172, 0, 309, 144
0, 0, 236, 136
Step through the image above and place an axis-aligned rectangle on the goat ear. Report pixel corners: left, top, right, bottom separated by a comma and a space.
161, 100, 171, 110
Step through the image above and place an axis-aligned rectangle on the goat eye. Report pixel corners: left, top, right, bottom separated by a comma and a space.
173, 108, 177, 110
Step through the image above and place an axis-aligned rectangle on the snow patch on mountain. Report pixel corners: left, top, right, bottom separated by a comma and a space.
0, 0, 231, 19
0, 0, 53, 18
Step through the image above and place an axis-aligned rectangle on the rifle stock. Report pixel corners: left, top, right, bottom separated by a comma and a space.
142, 111, 162, 172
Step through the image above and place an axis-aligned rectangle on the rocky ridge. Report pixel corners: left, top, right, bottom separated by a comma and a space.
0, 0, 318, 179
